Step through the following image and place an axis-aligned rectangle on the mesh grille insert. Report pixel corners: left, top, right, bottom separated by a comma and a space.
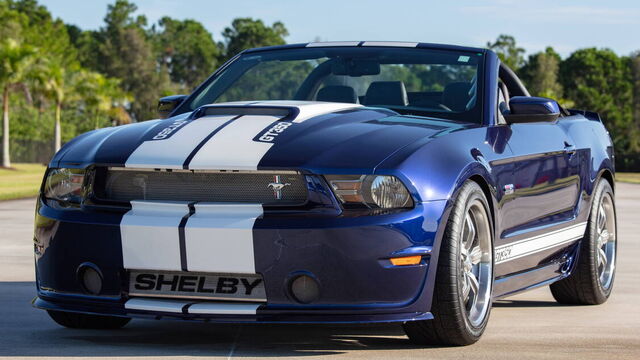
98, 168, 308, 205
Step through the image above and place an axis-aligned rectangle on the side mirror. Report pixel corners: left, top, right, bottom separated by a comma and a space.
158, 95, 188, 119
504, 96, 560, 124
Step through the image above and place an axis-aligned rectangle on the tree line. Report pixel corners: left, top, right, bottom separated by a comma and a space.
0, 0, 287, 167
489, 35, 640, 170
0, 0, 639, 170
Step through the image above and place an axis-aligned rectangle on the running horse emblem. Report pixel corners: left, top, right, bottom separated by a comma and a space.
267, 175, 291, 200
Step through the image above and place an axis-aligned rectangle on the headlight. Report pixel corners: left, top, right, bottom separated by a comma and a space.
325, 175, 413, 209
44, 168, 86, 204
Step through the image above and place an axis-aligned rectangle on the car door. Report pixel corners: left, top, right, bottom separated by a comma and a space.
497, 121, 582, 274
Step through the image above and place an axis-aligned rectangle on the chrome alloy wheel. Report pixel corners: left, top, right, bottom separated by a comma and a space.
459, 199, 493, 327
596, 192, 616, 290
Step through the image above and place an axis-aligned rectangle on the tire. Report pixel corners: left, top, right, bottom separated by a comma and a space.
47, 310, 131, 329
403, 181, 494, 346
550, 179, 617, 305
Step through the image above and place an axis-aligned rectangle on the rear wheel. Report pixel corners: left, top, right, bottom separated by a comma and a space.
403, 181, 494, 346
550, 179, 617, 305
47, 310, 131, 329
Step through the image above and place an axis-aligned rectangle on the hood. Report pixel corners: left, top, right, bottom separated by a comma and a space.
53, 101, 467, 173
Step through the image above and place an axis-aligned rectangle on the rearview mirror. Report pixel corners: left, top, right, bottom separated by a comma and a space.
158, 95, 188, 119
504, 96, 560, 124
331, 58, 381, 76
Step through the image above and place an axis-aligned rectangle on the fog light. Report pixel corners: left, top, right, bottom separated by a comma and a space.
78, 264, 103, 295
290, 275, 319, 304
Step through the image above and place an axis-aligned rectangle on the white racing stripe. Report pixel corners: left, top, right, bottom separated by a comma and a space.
119, 102, 360, 293
187, 114, 280, 170
287, 102, 361, 123
125, 298, 188, 313
362, 41, 418, 47
243, 101, 360, 123
120, 201, 189, 271
188, 302, 260, 315
186, 104, 361, 170
124, 102, 361, 171
184, 203, 263, 273
306, 41, 361, 47
495, 222, 587, 264
124, 298, 261, 315
125, 114, 237, 169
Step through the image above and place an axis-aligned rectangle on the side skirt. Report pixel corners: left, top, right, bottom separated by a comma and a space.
493, 261, 569, 299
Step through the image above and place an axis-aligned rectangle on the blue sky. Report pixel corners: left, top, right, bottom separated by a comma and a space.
39, 0, 640, 57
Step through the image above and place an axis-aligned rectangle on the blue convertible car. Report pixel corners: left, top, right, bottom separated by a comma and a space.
33, 41, 617, 345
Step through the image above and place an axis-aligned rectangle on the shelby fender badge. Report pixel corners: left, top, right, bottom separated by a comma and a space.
268, 175, 291, 200
256, 121, 293, 142
504, 184, 515, 195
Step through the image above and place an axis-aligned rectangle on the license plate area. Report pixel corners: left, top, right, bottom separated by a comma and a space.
128, 270, 266, 302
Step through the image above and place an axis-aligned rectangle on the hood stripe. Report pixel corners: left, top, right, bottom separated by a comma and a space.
186, 103, 360, 170
124, 114, 238, 169
186, 114, 283, 171
123, 102, 361, 171
182, 114, 243, 169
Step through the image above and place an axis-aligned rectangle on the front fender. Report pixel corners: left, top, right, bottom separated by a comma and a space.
375, 126, 512, 312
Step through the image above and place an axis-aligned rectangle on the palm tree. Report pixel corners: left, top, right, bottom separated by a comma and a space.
75, 71, 131, 129
0, 39, 36, 168
38, 62, 75, 152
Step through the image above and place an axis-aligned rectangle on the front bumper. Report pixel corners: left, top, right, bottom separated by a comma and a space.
33, 197, 448, 324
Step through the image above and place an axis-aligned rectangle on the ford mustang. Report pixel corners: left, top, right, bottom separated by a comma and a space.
33, 41, 617, 345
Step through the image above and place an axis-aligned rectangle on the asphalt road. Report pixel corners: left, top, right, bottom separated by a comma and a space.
1, 183, 639, 359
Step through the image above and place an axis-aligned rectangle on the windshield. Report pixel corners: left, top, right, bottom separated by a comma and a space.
186, 46, 484, 123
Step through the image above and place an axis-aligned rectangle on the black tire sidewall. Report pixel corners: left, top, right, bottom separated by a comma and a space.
449, 182, 495, 338
586, 180, 617, 301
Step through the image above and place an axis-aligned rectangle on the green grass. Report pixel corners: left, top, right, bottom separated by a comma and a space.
617, 172, 640, 184
0, 163, 46, 200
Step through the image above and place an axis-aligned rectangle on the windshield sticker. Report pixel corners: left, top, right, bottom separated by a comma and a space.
458, 55, 470, 63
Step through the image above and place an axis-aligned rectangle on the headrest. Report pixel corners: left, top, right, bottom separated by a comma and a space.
364, 81, 408, 106
316, 85, 359, 104
442, 82, 472, 112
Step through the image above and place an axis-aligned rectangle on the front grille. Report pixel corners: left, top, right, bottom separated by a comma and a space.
96, 168, 308, 205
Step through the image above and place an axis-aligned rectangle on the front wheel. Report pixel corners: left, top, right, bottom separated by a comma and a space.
403, 181, 494, 346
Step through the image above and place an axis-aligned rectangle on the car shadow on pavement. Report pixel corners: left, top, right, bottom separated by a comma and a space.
1, 281, 440, 357
2, 281, 584, 357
